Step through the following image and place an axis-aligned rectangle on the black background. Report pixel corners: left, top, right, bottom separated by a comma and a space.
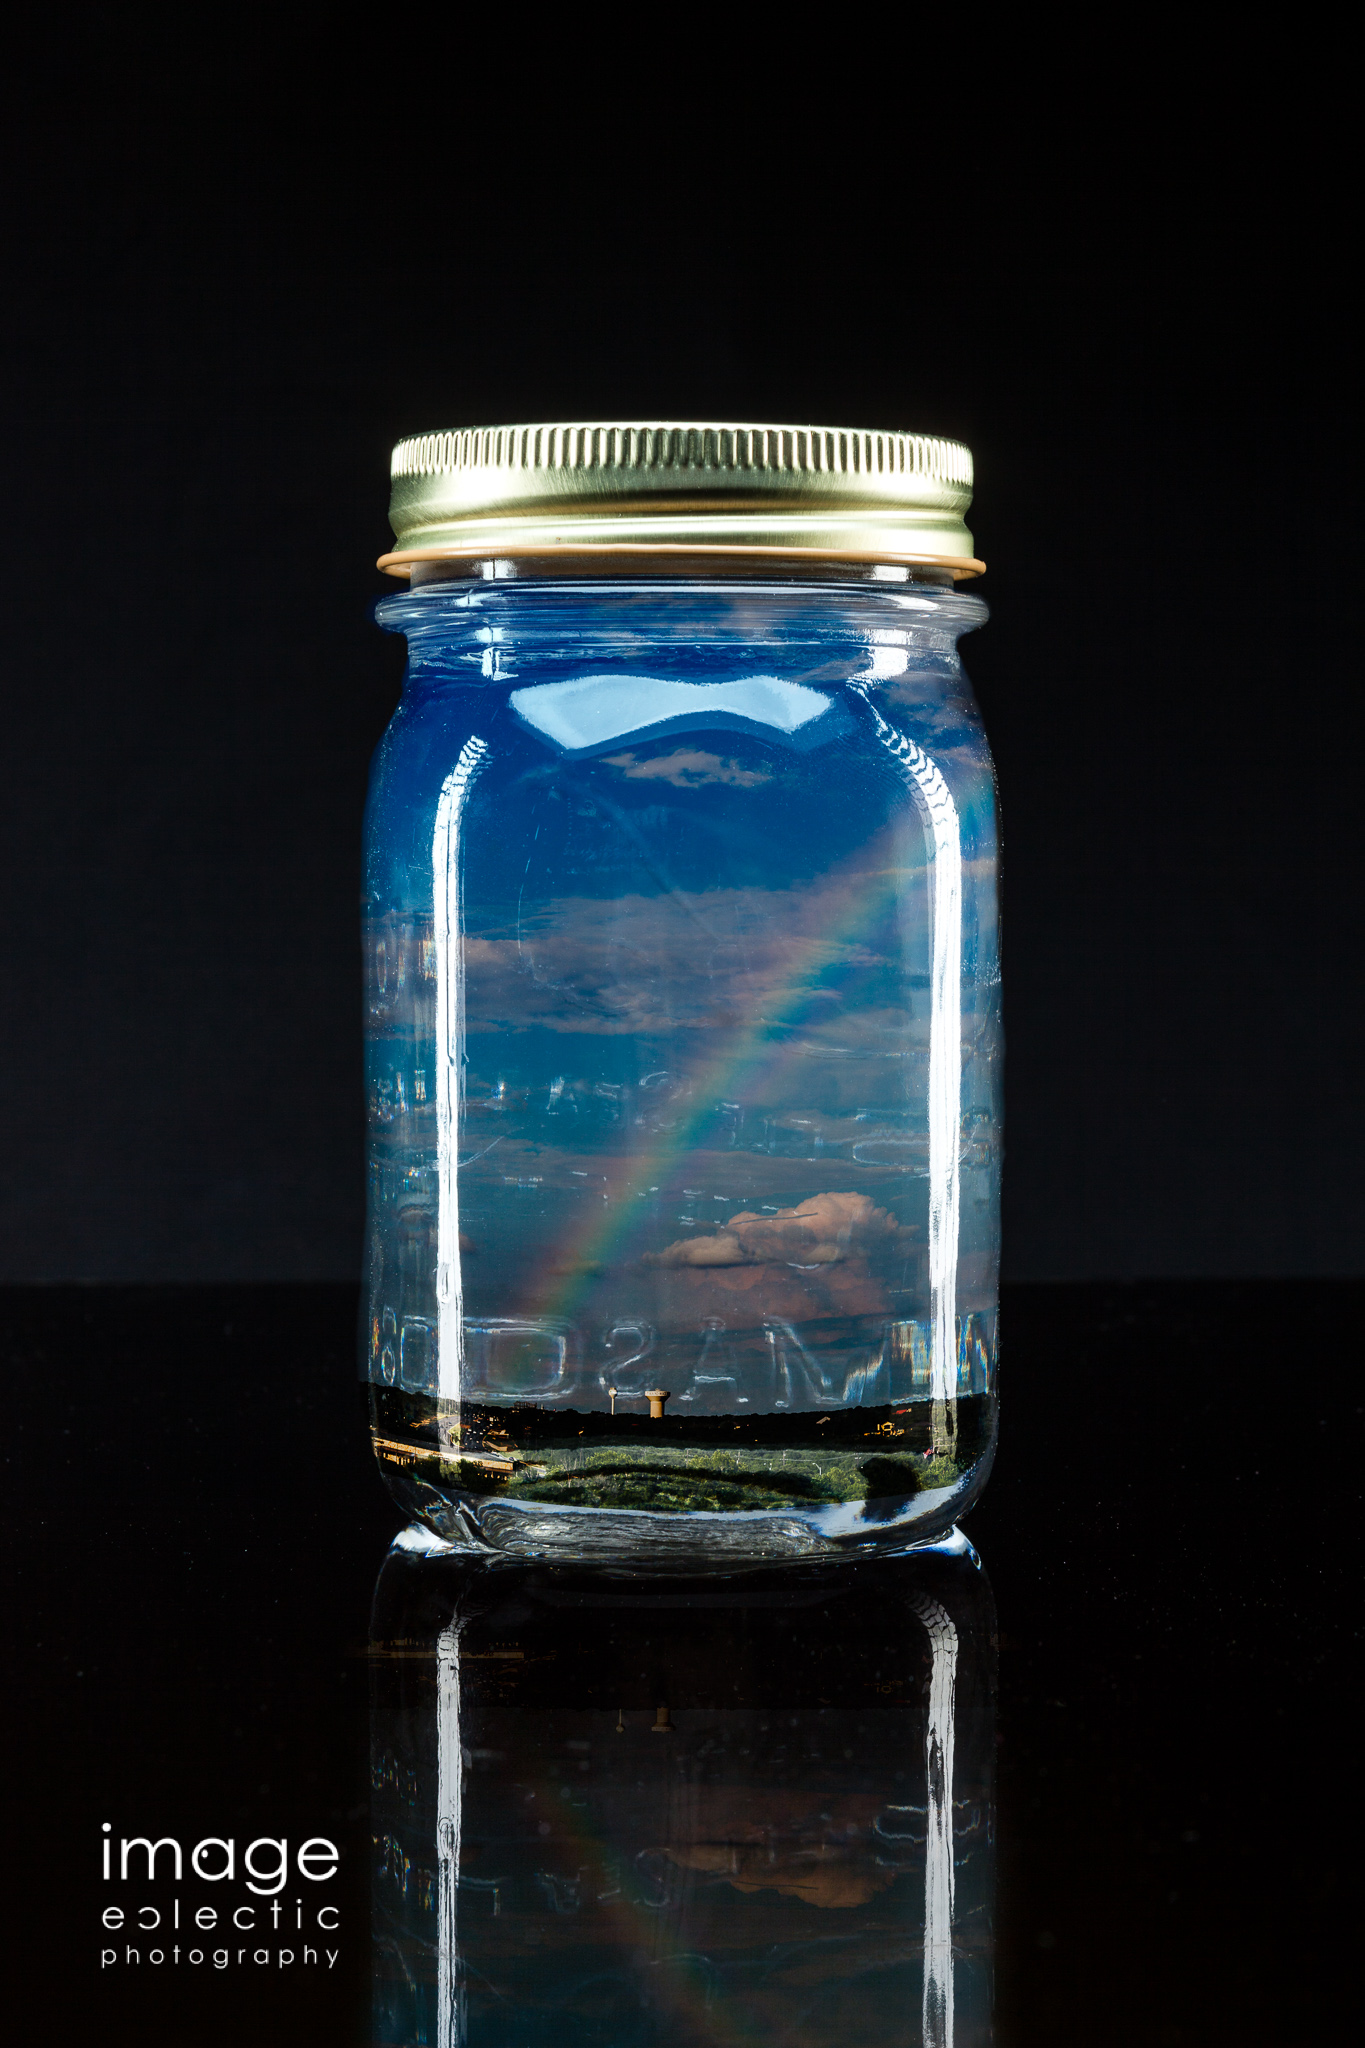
1, 23, 1357, 1286
1, 24, 1359, 2042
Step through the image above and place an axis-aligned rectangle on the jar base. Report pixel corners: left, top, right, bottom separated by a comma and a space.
379, 1452, 993, 1572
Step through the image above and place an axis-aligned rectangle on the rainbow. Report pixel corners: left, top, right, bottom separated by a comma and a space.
519, 813, 929, 1327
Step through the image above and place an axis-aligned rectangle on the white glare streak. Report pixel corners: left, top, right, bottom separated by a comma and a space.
433, 736, 489, 1400
912, 1593, 960, 2048
436, 1622, 465, 2048
856, 692, 962, 1447
509, 673, 832, 751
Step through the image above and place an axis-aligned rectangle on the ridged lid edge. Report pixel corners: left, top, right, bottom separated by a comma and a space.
391, 421, 973, 490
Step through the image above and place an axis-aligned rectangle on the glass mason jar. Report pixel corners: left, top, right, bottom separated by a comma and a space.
362, 423, 999, 1565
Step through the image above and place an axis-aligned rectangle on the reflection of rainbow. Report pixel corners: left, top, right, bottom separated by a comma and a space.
517, 812, 932, 1330
471, 1799, 774, 2046
440, 1629, 784, 2048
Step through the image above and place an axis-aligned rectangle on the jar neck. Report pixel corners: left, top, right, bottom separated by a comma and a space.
376, 569, 989, 675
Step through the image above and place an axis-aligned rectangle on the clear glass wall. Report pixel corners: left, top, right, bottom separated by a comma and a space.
363, 573, 999, 1561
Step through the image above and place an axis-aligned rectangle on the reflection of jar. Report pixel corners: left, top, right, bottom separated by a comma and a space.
369, 1529, 996, 2046
363, 424, 1000, 1563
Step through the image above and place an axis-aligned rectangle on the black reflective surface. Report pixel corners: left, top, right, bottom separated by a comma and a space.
5, 1282, 1357, 2045
370, 1540, 994, 2047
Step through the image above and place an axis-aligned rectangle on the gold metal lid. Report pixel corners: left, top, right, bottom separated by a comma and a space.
378, 421, 983, 577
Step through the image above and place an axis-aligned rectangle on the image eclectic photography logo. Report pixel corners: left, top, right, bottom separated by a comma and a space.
98, 1825, 343, 1974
